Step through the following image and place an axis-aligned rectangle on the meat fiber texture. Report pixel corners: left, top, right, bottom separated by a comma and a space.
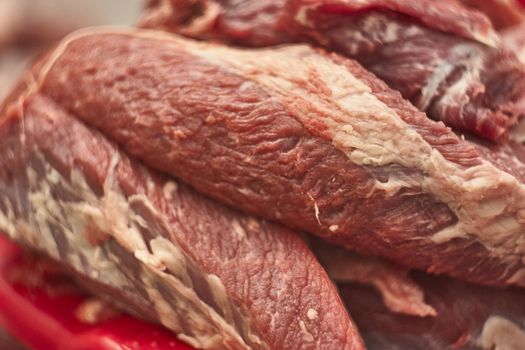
25, 27, 525, 289
340, 269, 525, 349
140, 0, 525, 142
0, 91, 364, 349
502, 24, 525, 143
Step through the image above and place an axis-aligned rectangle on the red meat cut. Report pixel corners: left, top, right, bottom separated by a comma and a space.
0, 91, 363, 349
26, 28, 525, 288
140, 0, 525, 142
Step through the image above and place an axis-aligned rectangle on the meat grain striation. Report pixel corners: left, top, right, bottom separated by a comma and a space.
141, 0, 525, 142
23, 28, 525, 288
0, 91, 363, 349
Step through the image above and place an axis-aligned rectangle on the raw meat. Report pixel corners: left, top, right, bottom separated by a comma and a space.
504, 22, 525, 62
140, 0, 525, 142
140, 0, 496, 45
28, 28, 525, 288
458, 0, 525, 29
313, 242, 436, 318
316, 243, 525, 349
502, 24, 525, 142
0, 92, 364, 349
340, 271, 525, 349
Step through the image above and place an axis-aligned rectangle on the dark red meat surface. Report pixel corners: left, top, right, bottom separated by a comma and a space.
141, 0, 525, 142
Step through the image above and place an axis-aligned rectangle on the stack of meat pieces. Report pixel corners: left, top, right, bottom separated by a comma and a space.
2, 0, 525, 349
141, 0, 525, 142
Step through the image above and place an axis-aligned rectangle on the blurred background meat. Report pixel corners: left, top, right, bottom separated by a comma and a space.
314, 242, 525, 349
504, 23, 525, 62
0, 0, 142, 102
458, 0, 525, 29
340, 272, 525, 350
